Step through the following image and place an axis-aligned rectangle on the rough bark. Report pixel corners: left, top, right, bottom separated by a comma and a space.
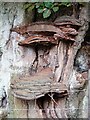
0, 3, 89, 119
10, 4, 89, 118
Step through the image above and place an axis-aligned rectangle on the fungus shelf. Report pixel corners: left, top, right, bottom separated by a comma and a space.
10, 68, 68, 100
11, 16, 81, 46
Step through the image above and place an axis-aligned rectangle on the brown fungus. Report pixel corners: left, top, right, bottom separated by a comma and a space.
18, 35, 58, 46
54, 15, 82, 27
10, 68, 68, 100
11, 16, 81, 46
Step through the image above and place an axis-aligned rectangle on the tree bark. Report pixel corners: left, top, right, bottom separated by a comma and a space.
10, 4, 89, 118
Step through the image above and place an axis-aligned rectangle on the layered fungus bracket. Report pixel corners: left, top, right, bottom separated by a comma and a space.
11, 16, 82, 46
10, 68, 68, 100
10, 15, 82, 102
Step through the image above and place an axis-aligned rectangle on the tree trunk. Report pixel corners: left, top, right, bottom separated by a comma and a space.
0, 3, 89, 119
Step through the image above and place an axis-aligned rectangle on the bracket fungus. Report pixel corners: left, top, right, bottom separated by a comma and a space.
54, 15, 82, 26
11, 16, 81, 46
10, 68, 68, 100
18, 35, 58, 46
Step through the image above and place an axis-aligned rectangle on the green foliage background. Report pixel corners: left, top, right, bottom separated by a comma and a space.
23, 2, 84, 19
23, 2, 72, 18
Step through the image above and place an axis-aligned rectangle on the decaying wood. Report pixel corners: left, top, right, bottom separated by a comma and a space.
59, 26, 78, 35
11, 67, 53, 84
10, 68, 68, 100
11, 16, 81, 46
18, 35, 58, 46
11, 83, 67, 100
54, 15, 82, 26
11, 16, 82, 35
54, 33, 75, 41
10, 4, 89, 118
11, 23, 62, 35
